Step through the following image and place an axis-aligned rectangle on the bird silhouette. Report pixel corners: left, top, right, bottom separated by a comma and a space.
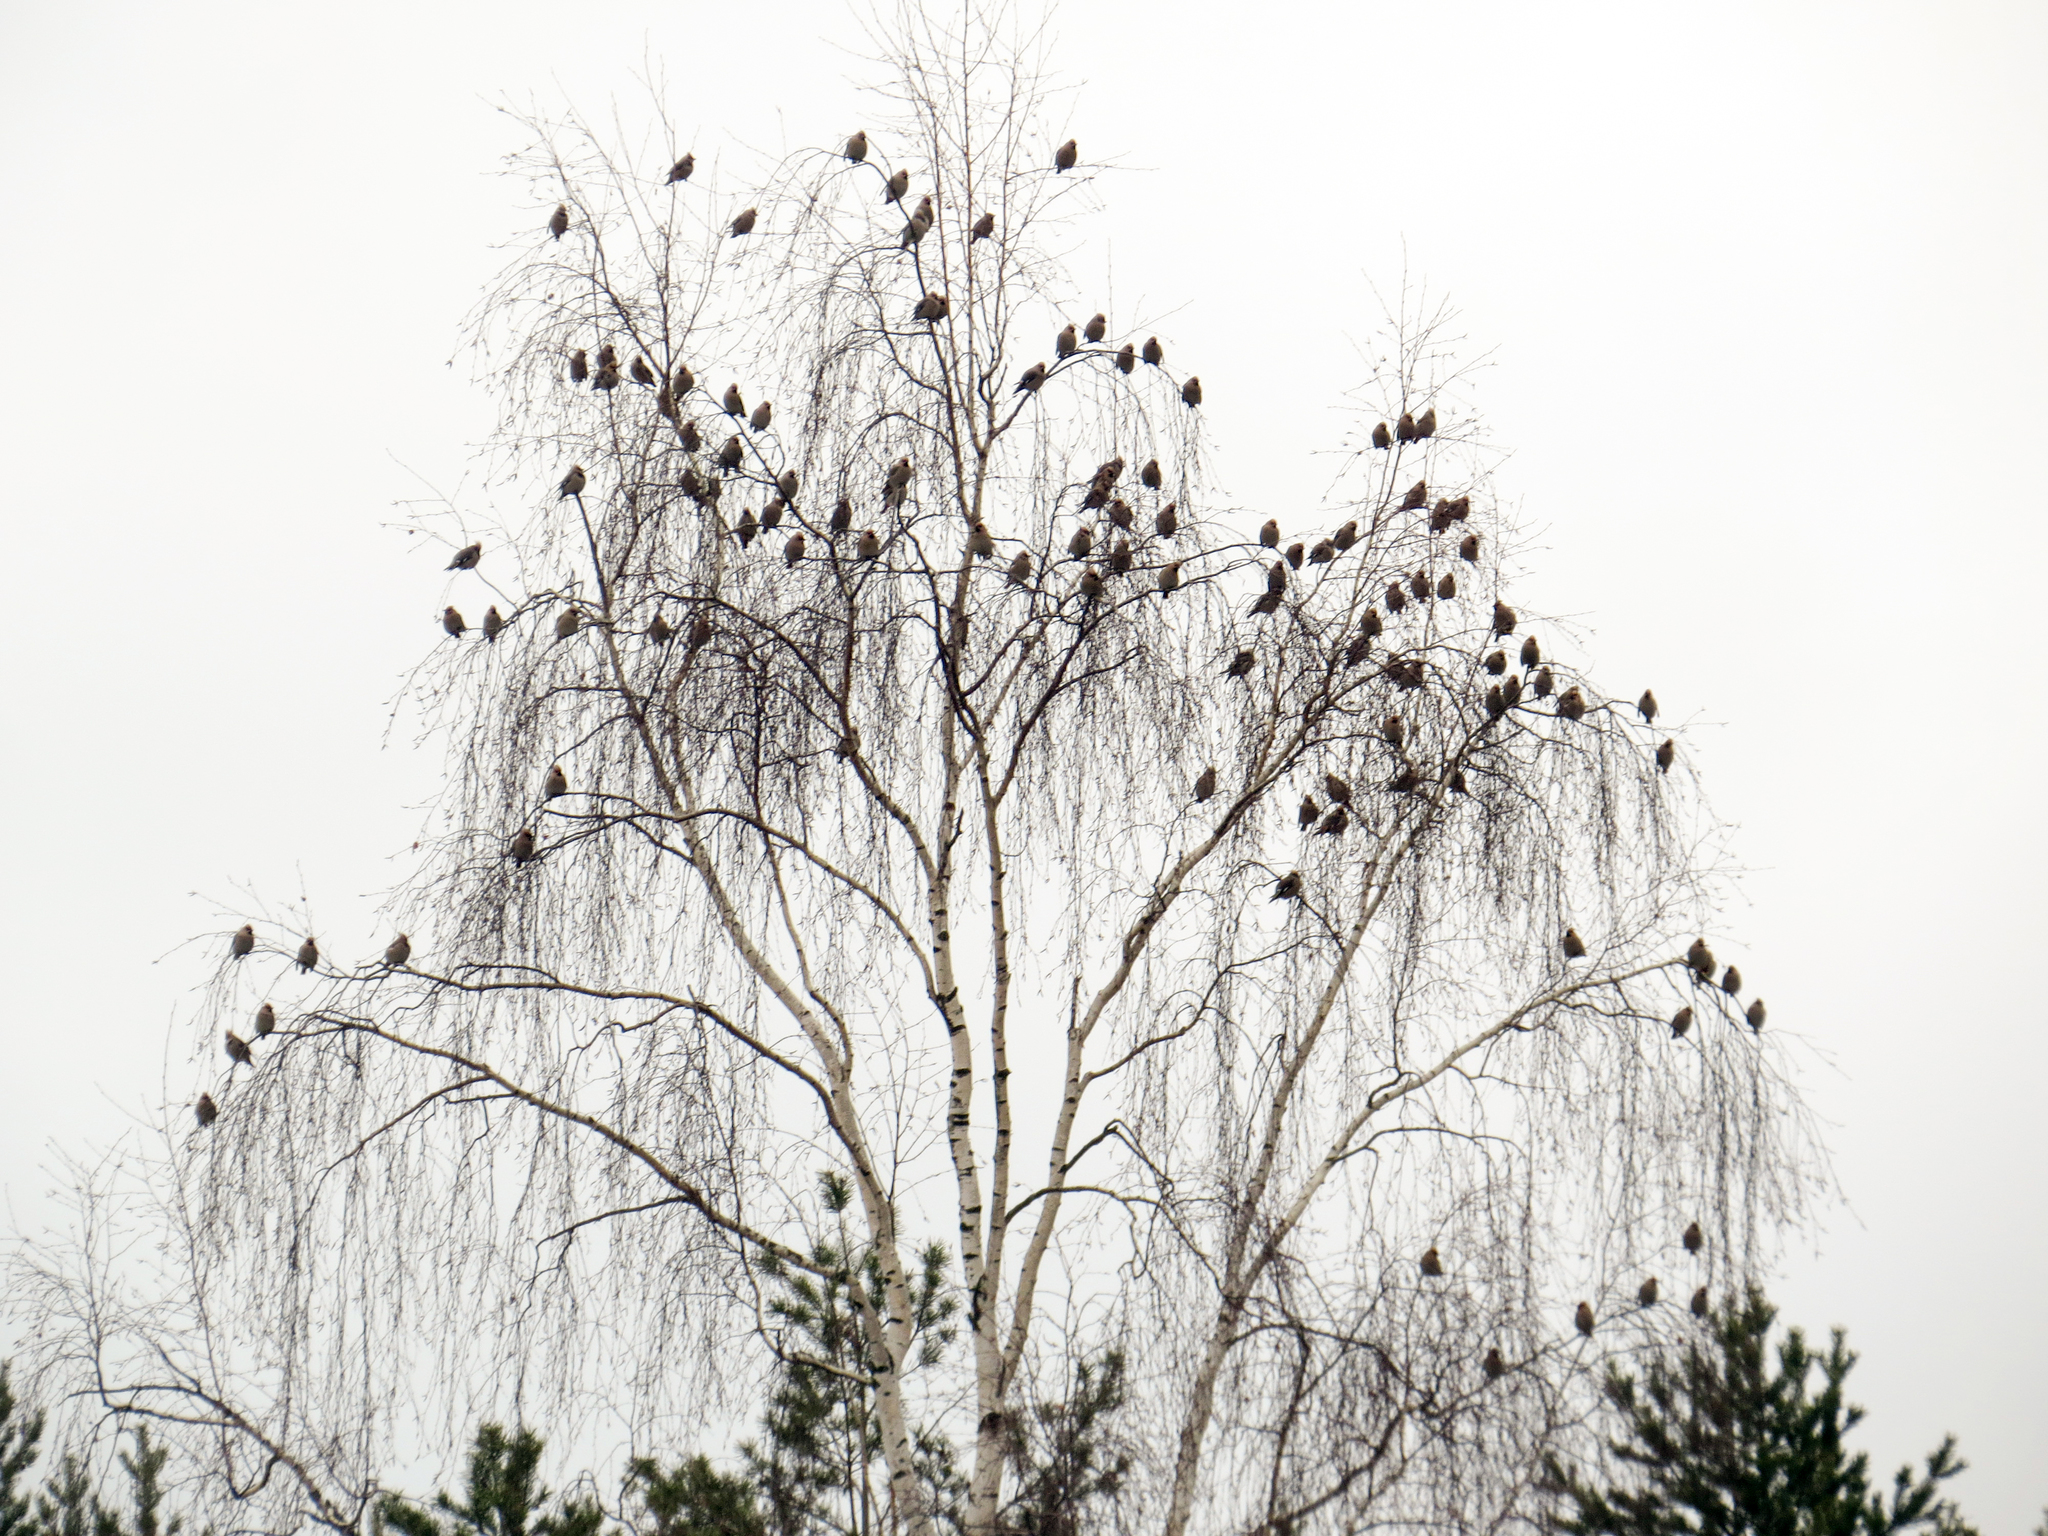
1286, 542, 1304, 570
1158, 561, 1183, 593
1345, 633, 1372, 667
884, 168, 909, 203
1532, 666, 1553, 698
750, 400, 773, 432
1683, 1221, 1703, 1253
255, 1002, 275, 1036
195, 1094, 218, 1128
226, 1030, 252, 1066
1746, 999, 1766, 1031
1054, 139, 1078, 172
1272, 870, 1303, 902
1143, 336, 1164, 366
1362, 610, 1383, 637
647, 613, 674, 644
1390, 764, 1420, 793
1382, 716, 1405, 748
1372, 422, 1392, 450
1156, 502, 1179, 537
1486, 685, 1506, 719
1116, 343, 1136, 374
719, 436, 744, 470
1308, 540, 1334, 564
667, 154, 694, 183
1015, 361, 1047, 394
1639, 689, 1659, 723
1670, 1007, 1693, 1038
1078, 565, 1103, 599
1009, 550, 1034, 585
1267, 561, 1288, 594
568, 350, 588, 383
1260, 519, 1280, 547
688, 613, 713, 650
972, 211, 995, 240
1250, 591, 1282, 617
446, 543, 481, 572
1459, 534, 1480, 563
1332, 520, 1358, 551
558, 465, 587, 499
1225, 649, 1256, 678
886, 456, 914, 491
1396, 412, 1417, 443
483, 607, 505, 642
1420, 1247, 1444, 1277
1485, 650, 1507, 676
1141, 458, 1162, 489
1639, 1277, 1660, 1306
510, 828, 536, 864
1436, 572, 1457, 600
1656, 739, 1676, 774
630, 356, 657, 386
901, 199, 932, 247
598, 344, 618, 370
1687, 938, 1715, 979
1400, 480, 1428, 511
1483, 1348, 1506, 1380
548, 204, 568, 240
1109, 499, 1133, 531
1085, 314, 1107, 344
1067, 525, 1094, 559
1692, 1287, 1710, 1318
555, 608, 581, 640
778, 469, 800, 503
1409, 571, 1431, 601
442, 607, 466, 637
721, 385, 749, 422
1416, 406, 1438, 439
1557, 687, 1587, 721
1195, 766, 1217, 802
830, 498, 854, 534
968, 522, 996, 560
1108, 538, 1132, 575
730, 208, 757, 237
1721, 965, 1743, 996
1491, 601, 1517, 635
592, 362, 620, 391
845, 130, 868, 162
1316, 805, 1348, 837
858, 529, 882, 560
679, 419, 702, 452
384, 935, 411, 968
1575, 1302, 1595, 1337
914, 291, 948, 322
1298, 796, 1320, 829
1386, 584, 1407, 614
1520, 636, 1540, 668
231, 925, 254, 959
1181, 377, 1202, 408
544, 764, 568, 799
1563, 928, 1587, 959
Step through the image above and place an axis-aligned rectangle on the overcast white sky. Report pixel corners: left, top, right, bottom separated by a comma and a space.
3, 0, 2044, 1525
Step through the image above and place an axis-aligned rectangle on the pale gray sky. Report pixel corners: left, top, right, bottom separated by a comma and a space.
2, 0, 2043, 1525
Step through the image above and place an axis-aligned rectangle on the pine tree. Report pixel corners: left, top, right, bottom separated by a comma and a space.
999, 1354, 1131, 1536
1, 1364, 48, 1536
380, 1425, 602, 1536
1543, 1287, 1978, 1536
33, 1453, 100, 1536
622, 1454, 765, 1536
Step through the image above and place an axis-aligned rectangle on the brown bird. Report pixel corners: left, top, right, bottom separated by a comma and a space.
1483, 1347, 1506, 1380
254, 1002, 276, 1036
1416, 406, 1437, 439
1362, 609, 1383, 638
1386, 583, 1407, 614
1140, 457, 1162, 490
231, 924, 254, 959
630, 355, 657, 386
1225, 649, 1256, 678
1272, 870, 1303, 902
746, 398, 772, 432
1459, 534, 1480, 564
1108, 538, 1133, 575
1409, 570, 1431, 601
1285, 542, 1304, 570
1721, 965, 1743, 996
688, 613, 713, 650
672, 362, 696, 394
1142, 336, 1164, 366
1638, 689, 1659, 723
1298, 795, 1320, 829
1332, 520, 1358, 551
972, 211, 995, 240
1372, 421, 1392, 450
1670, 1007, 1693, 1037
555, 608, 581, 640
592, 362, 620, 391
830, 498, 854, 534
195, 1094, 218, 1128
647, 613, 674, 644
1563, 928, 1587, 960
1345, 632, 1372, 668
1683, 1221, 1703, 1253
722, 383, 745, 418
1078, 565, 1103, 599
1420, 1246, 1444, 1277
548, 204, 568, 240
1400, 480, 1428, 511
1687, 938, 1715, 979
1491, 600, 1517, 636
1156, 502, 1179, 537
597, 344, 618, 370
1485, 650, 1507, 676
667, 154, 694, 183
886, 456, 914, 491
442, 606, 466, 637
1181, 376, 1202, 408
446, 542, 481, 572
913, 290, 948, 323
1067, 524, 1094, 559
1260, 519, 1280, 547
1486, 684, 1506, 719
1532, 666, 1553, 698
1656, 738, 1676, 774
844, 130, 868, 162
1194, 766, 1217, 802
1520, 636, 1540, 668
1250, 591, 1282, 617
1746, 999, 1766, 1032
544, 764, 568, 799
384, 934, 411, 968
718, 435, 744, 469
1575, 1302, 1595, 1338
858, 529, 883, 560
1316, 804, 1349, 837
1396, 411, 1417, 443
226, 1029, 252, 1066
1390, 763, 1420, 793
883, 168, 909, 203
1267, 560, 1288, 594
568, 349, 589, 383
1158, 560, 1183, 593
730, 208, 757, 237
901, 203, 932, 247
1084, 313, 1107, 344
1308, 539, 1334, 564
776, 469, 799, 504
483, 606, 505, 642
558, 465, 587, 499
1381, 715, 1406, 748
510, 827, 536, 864
1015, 361, 1047, 394
1436, 571, 1457, 600
1692, 1286, 1711, 1319
1109, 498, 1133, 531
1557, 686, 1587, 721
1116, 342, 1136, 374
1639, 1277, 1660, 1307
1009, 550, 1035, 586
1054, 138, 1078, 172
679, 419, 703, 452
968, 522, 996, 560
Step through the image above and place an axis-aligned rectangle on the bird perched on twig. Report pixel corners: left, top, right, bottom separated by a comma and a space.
1054, 139, 1078, 172
1483, 1348, 1506, 1380
884, 168, 910, 204
558, 465, 587, 499
442, 607, 467, 638
544, 764, 568, 800
647, 613, 673, 645
1056, 323, 1078, 357
1194, 766, 1217, 802
1325, 772, 1352, 804
226, 1029, 252, 1066
667, 154, 694, 183
1531, 666, 1553, 698
718, 436, 744, 470
1687, 937, 1715, 979
1557, 687, 1587, 721
1140, 458, 1162, 489
687, 613, 713, 650
568, 349, 588, 383
1520, 636, 1540, 668
734, 507, 758, 547
592, 360, 620, 391
1108, 538, 1132, 575
1396, 411, 1417, 443
1142, 336, 1163, 366
1485, 650, 1507, 676
1008, 550, 1033, 586
1078, 565, 1103, 600
510, 828, 536, 864
231, 925, 254, 959
1575, 1302, 1595, 1337
1639, 1277, 1660, 1306
1563, 928, 1587, 959
1158, 560, 1182, 593
1116, 343, 1135, 374
1180, 377, 1202, 408
1416, 407, 1437, 439
1492, 601, 1517, 636
548, 204, 568, 240
968, 522, 996, 560
972, 211, 995, 240
1683, 1221, 1703, 1253
1271, 870, 1303, 902
1721, 965, 1743, 996
1298, 795, 1320, 829
1317, 805, 1348, 837
1656, 739, 1676, 774
1308, 540, 1335, 565
830, 498, 853, 534
195, 1094, 218, 1128
384, 935, 411, 968
1692, 1287, 1711, 1318
1420, 1247, 1444, 1277
1067, 525, 1094, 559
1259, 519, 1279, 548
1436, 572, 1456, 600
858, 529, 883, 561
555, 608, 581, 641
750, 399, 773, 432
1400, 480, 1428, 512
1225, 649, 1256, 678
1156, 503, 1179, 538
679, 419, 702, 452
1372, 422, 1391, 450
482, 606, 505, 642
1084, 314, 1107, 344
1267, 561, 1288, 595
913, 291, 949, 323
1670, 1007, 1693, 1038
730, 208, 757, 237
630, 356, 657, 386
1460, 534, 1480, 563
446, 543, 481, 571
845, 130, 868, 162
254, 1002, 275, 1036
1015, 361, 1047, 394
785, 532, 807, 568
1638, 689, 1659, 723
901, 197, 933, 248
1746, 999, 1766, 1031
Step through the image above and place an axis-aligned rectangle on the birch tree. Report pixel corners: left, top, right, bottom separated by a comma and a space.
8, 10, 1821, 1536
